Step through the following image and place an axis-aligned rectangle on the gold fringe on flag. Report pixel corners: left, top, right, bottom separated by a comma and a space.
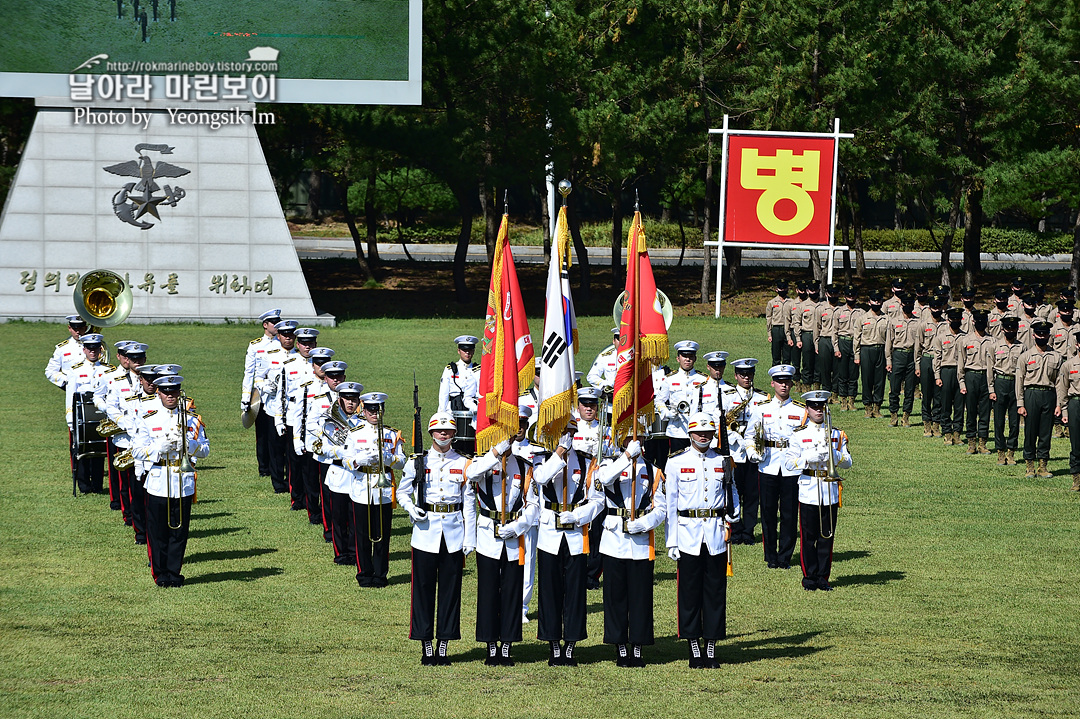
536, 385, 577, 450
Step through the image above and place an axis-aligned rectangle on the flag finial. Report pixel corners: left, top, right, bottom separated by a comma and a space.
635, 189, 640, 212
558, 179, 572, 207
503, 189, 509, 215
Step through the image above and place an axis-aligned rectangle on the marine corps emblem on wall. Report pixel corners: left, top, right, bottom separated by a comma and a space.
103, 143, 190, 230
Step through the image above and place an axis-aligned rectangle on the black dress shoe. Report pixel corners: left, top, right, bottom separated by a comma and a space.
110, 502, 121, 510
135, 537, 147, 545
290, 504, 305, 511
818, 582, 833, 591
767, 561, 779, 569
689, 656, 705, 669
333, 555, 352, 565
586, 578, 601, 590
777, 563, 791, 570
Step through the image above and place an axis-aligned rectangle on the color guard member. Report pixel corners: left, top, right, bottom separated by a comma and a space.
397, 412, 477, 665
784, 391, 851, 591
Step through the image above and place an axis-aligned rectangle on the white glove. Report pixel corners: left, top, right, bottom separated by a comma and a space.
723, 512, 739, 525
463, 545, 475, 558
557, 433, 573, 451
558, 510, 577, 526
274, 421, 285, 437
293, 437, 304, 455
498, 524, 519, 540
494, 439, 511, 457
624, 518, 648, 534
668, 547, 681, 561
625, 440, 642, 459
406, 505, 427, 523
241, 401, 250, 412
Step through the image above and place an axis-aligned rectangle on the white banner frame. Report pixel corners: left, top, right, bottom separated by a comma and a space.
705, 116, 854, 317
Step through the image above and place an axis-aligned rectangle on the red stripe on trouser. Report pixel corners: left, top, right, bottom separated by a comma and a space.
675, 561, 680, 639
799, 510, 807, 578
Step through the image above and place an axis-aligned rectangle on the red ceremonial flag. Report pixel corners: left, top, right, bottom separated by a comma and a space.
476, 214, 535, 453
612, 210, 668, 444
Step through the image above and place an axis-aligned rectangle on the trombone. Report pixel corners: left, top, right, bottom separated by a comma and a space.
368, 406, 391, 544
819, 405, 842, 539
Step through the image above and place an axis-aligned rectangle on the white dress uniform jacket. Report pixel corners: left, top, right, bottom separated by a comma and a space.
94, 367, 139, 448
242, 334, 279, 404
783, 422, 852, 505
664, 447, 739, 556
346, 423, 407, 505
593, 452, 666, 560
531, 449, 603, 556
129, 397, 210, 498
586, 344, 618, 389
318, 410, 365, 494
284, 366, 321, 453
64, 359, 110, 429
279, 355, 314, 433
438, 361, 480, 413
46, 336, 83, 388
656, 368, 707, 439
571, 417, 615, 458
303, 381, 336, 453
397, 448, 477, 553
743, 397, 806, 475
466, 448, 539, 561
253, 346, 292, 429
719, 385, 770, 463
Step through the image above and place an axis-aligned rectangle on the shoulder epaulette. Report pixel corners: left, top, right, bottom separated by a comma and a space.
348, 425, 365, 434
71, 361, 85, 369
666, 368, 678, 377
267, 348, 281, 354
668, 446, 691, 459
446, 363, 456, 371
283, 357, 296, 364
56, 340, 66, 348
753, 389, 769, 398
142, 409, 157, 418
249, 338, 261, 345
125, 394, 140, 402
793, 399, 806, 408
601, 346, 616, 356
721, 385, 738, 393
105, 365, 122, 374
300, 381, 312, 388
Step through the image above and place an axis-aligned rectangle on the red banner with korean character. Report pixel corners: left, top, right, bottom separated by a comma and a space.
724, 134, 836, 246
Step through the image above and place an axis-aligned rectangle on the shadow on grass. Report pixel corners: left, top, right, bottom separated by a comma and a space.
390, 551, 410, 562
185, 566, 284, 585
833, 549, 871, 563
193, 466, 228, 471
190, 511, 233, 521
189, 526, 246, 539
186, 547, 279, 563
388, 573, 410, 587
831, 569, 905, 588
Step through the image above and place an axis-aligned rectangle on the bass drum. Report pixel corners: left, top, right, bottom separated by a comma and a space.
451, 410, 476, 456
72, 391, 108, 459
648, 413, 668, 439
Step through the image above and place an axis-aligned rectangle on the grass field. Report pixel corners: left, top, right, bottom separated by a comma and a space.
2, 315, 1079, 719
0, 0, 409, 81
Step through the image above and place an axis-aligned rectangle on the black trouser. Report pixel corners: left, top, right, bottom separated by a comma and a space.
994, 375, 1020, 451
789, 330, 802, 378
74, 452, 104, 494
1068, 397, 1080, 473
301, 454, 323, 524
106, 438, 122, 510
328, 489, 354, 562
676, 546, 727, 641
799, 502, 837, 589
130, 473, 147, 543
266, 419, 288, 492
146, 493, 192, 586
758, 471, 798, 567
817, 337, 836, 392
284, 428, 302, 507
770, 325, 786, 365
586, 519, 603, 586
889, 349, 916, 415
352, 501, 392, 586
920, 355, 941, 426
409, 540, 463, 641
836, 336, 856, 397
800, 331, 817, 384
1023, 387, 1055, 461
320, 473, 333, 539
939, 366, 964, 435
602, 555, 654, 645
731, 460, 759, 543
964, 370, 990, 440
537, 539, 588, 642
859, 345, 886, 407
118, 465, 134, 523
254, 406, 274, 478
476, 550, 525, 643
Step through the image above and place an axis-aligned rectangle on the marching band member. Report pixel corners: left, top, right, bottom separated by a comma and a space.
95, 341, 147, 523
46, 315, 91, 389
593, 437, 665, 667
65, 333, 111, 495
465, 409, 539, 666
698, 351, 728, 418
586, 327, 620, 390
282, 327, 320, 510
664, 412, 738, 668
784, 390, 851, 591
253, 319, 296, 493
655, 340, 707, 467
397, 412, 477, 666
722, 359, 769, 545
531, 420, 604, 666
127, 364, 166, 544
241, 308, 281, 480
744, 364, 804, 570
348, 392, 406, 587
438, 335, 481, 456
129, 374, 209, 587
317, 381, 365, 564
303, 359, 347, 532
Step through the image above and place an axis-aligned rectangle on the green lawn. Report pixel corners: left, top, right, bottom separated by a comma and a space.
2, 315, 1078, 718
0, 0, 409, 81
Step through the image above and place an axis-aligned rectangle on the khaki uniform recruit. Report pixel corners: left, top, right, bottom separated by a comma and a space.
1016, 322, 1065, 478
665, 412, 739, 668
853, 299, 889, 416
794, 294, 819, 388
916, 306, 946, 435
397, 412, 477, 665
834, 293, 862, 408
959, 314, 994, 453
1056, 340, 1080, 490
765, 283, 795, 365
783, 391, 852, 592
594, 444, 666, 667
989, 318, 1024, 463
933, 313, 966, 444
129, 375, 210, 588
813, 293, 841, 394
885, 302, 920, 424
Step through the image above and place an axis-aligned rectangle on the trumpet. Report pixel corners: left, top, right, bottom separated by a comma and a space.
675, 400, 692, 416
819, 405, 842, 539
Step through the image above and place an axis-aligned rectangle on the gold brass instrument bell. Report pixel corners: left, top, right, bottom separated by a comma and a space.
73, 269, 133, 328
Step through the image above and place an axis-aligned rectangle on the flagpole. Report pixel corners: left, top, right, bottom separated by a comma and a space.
631, 193, 641, 522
